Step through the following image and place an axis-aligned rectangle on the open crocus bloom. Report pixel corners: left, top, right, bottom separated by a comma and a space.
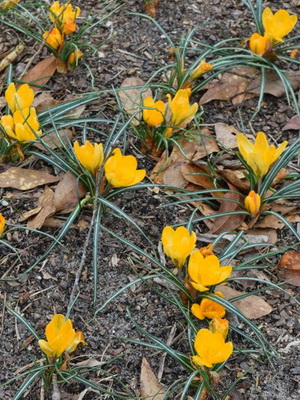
5, 83, 34, 114
244, 190, 261, 217
38, 314, 86, 359
262, 7, 298, 44
167, 88, 198, 127
191, 292, 226, 320
237, 131, 288, 179
104, 148, 146, 187
143, 97, 166, 127
161, 226, 196, 268
249, 33, 271, 56
188, 251, 232, 292
192, 328, 233, 368
1, 107, 42, 142
49, 1, 81, 35
74, 140, 104, 175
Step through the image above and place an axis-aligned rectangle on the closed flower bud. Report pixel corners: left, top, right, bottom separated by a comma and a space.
74, 140, 104, 175
161, 226, 196, 268
249, 33, 271, 56
244, 190, 261, 217
68, 50, 83, 70
104, 148, 146, 188
43, 28, 63, 50
143, 97, 166, 127
190, 60, 213, 79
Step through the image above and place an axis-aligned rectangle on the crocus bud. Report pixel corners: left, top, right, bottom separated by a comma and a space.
249, 33, 271, 56
244, 190, 261, 217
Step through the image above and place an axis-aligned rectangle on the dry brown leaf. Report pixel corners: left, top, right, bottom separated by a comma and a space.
214, 123, 241, 149
210, 189, 245, 234
53, 172, 87, 213
33, 128, 73, 151
20, 56, 57, 91
145, 0, 159, 17
277, 252, 300, 286
162, 161, 189, 189
151, 128, 219, 183
254, 214, 285, 230
33, 92, 59, 112
0, 167, 60, 190
219, 169, 250, 193
216, 285, 272, 319
247, 71, 300, 97
200, 68, 258, 105
283, 115, 300, 131
27, 186, 56, 229
247, 229, 278, 245
119, 77, 152, 126
140, 357, 165, 400
181, 164, 216, 190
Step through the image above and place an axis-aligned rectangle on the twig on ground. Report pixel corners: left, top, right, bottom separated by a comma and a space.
157, 323, 177, 381
0, 292, 6, 339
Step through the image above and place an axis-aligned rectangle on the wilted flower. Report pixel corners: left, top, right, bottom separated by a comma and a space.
237, 131, 288, 179
38, 314, 86, 359
68, 49, 83, 70
192, 328, 233, 368
190, 60, 213, 80
43, 28, 63, 50
249, 33, 271, 56
0, 214, 5, 235
188, 251, 232, 292
5, 83, 34, 114
143, 97, 166, 127
0, 0, 20, 10
165, 89, 198, 137
74, 140, 104, 175
209, 317, 229, 340
161, 226, 196, 268
49, 1, 81, 35
244, 190, 261, 217
191, 292, 226, 320
104, 148, 146, 188
262, 7, 298, 44
1, 107, 42, 142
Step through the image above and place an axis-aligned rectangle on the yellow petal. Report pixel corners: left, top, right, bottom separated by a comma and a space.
5, 83, 34, 113
143, 97, 166, 126
38, 339, 54, 358
0, 214, 6, 235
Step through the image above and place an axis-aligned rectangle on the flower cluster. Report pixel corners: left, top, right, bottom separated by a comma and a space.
42, 1, 83, 72
0, 83, 42, 142
161, 226, 233, 368
249, 7, 297, 56
73, 140, 146, 188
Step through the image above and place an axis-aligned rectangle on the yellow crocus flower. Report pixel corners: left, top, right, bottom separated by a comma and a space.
244, 190, 261, 217
209, 317, 230, 340
38, 314, 86, 359
188, 251, 232, 292
262, 7, 298, 44
5, 83, 34, 114
249, 33, 271, 56
0, 214, 5, 235
237, 131, 288, 179
192, 328, 233, 368
191, 292, 226, 320
104, 148, 146, 188
190, 60, 213, 80
73, 140, 104, 175
0, 0, 20, 10
42, 28, 63, 50
1, 107, 42, 142
49, 1, 81, 35
161, 226, 196, 268
166, 88, 198, 128
67, 49, 83, 70
143, 97, 166, 127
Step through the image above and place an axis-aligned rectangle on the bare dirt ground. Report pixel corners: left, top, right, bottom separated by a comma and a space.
1, 0, 300, 399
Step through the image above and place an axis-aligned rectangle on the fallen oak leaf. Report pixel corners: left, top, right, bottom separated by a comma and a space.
53, 171, 87, 213
19, 55, 57, 91
140, 357, 165, 400
277, 252, 300, 287
216, 285, 273, 319
0, 167, 60, 190
214, 122, 241, 149
27, 186, 56, 229
283, 115, 300, 131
